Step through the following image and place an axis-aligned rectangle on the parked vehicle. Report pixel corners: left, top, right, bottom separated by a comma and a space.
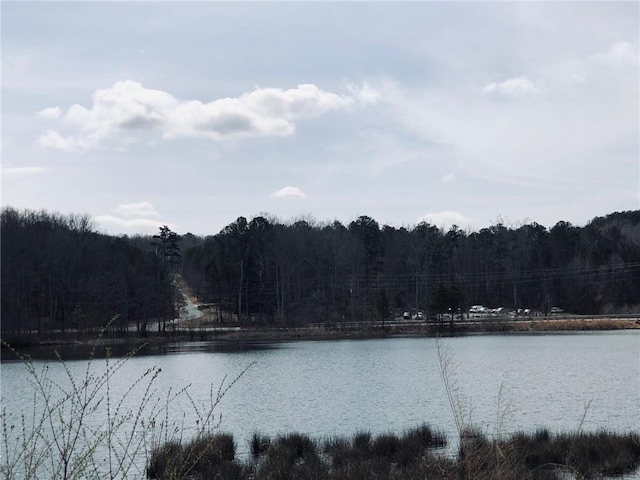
469, 305, 486, 314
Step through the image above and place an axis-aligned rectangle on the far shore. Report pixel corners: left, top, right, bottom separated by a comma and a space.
2, 316, 639, 352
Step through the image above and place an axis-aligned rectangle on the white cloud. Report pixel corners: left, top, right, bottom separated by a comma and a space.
93, 215, 171, 235
36, 107, 62, 119
565, 41, 639, 84
114, 201, 160, 218
482, 76, 539, 95
346, 82, 381, 105
589, 41, 638, 67
417, 211, 471, 230
37, 80, 380, 150
65, 81, 176, 133
271, 186, 307, 198
36, 130, 95, 152
168, 96, 293, 139
93, 202, 173, 235
244, 83, 360, 119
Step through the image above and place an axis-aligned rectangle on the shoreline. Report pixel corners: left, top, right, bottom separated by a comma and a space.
2, 317, 638, 352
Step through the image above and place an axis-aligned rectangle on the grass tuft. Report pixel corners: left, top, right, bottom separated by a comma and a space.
146, 432, 245, 480
144, 427, 640, 480
250, 432, 271, 457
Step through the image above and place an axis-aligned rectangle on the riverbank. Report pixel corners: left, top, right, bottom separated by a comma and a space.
211, 316, 640, 341
2, 316, 639, 351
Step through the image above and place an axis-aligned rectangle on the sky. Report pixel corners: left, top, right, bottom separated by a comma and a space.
2, 1, 639, 237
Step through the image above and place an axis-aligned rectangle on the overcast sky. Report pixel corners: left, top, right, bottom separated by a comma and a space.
2, 2, 638, 236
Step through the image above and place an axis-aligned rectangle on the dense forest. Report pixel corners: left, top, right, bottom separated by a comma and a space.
2, 207, 640, 334
183, 211, 640, 325
1, 207, 183, 334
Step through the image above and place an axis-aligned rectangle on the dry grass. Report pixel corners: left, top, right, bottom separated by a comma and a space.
528, 318, 640, 331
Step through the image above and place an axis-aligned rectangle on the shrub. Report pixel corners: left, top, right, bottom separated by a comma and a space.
256, 433, 327, 480
147, 433, 245, 480
352, 431, 372, 453
145, 427, 640, 480
564, 430, 640, 478
250, 432, 271, 457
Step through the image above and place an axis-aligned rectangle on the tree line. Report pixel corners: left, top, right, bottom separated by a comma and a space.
3, 206, 640, 334
181, 211, 640, 325
1, 207, 182, 335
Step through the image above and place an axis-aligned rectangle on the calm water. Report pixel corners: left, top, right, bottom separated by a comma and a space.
2, 331, 639, 476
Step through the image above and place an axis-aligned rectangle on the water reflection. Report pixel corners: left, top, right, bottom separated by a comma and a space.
1, 339, 280, 362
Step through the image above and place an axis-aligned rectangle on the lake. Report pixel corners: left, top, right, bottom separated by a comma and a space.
1, 331, 639, 478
